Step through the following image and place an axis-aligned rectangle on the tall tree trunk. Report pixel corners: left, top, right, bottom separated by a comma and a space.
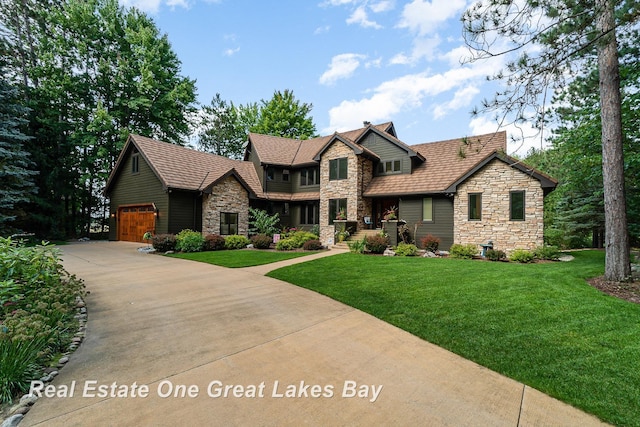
596, 0, 631, 281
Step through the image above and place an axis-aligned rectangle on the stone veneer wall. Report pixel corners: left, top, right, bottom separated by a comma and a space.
319, 142, 369, 245
453, 159, 545, 254
202, 176, 249, 236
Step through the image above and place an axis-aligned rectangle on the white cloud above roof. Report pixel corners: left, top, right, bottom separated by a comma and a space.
397, 0, 469, 35
319, 53, 368, 85
347, 6, 383, 29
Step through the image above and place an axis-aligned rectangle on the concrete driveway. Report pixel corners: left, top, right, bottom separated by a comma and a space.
22, 242, 606, 426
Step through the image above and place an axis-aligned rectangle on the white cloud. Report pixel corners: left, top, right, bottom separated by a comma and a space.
432, 85, 479, 119
468, 116, 551, 156
314, 25, 331, 34
322, 0, 358, 5
346, 6, 382, 29
223, 47, 240, 57
319, 53, 367, 85
370, 1, 395, 13
397, 0, 468, 36
390, 36, 441, 65
119, 0, 190, 13
323, 59, 499, 134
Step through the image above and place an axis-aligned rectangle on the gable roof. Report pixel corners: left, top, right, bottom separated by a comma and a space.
104, 135, 263, 197
247, 122, 399, 168
364, 131, 556, 197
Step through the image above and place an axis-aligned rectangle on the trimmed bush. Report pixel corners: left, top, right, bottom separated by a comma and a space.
224, 235, 251, 250
450, 243, 479, 259
152, 234, 176, 252
395, 243, 418, 256
251, 234, 272, 249
485, 249, 507, 261
175, 229, 204, 252
510, 249, 535, 263
420, 234, 441, 252
365, 235, 389, 254
276, 231, 318, 251
303, 239, 323, 251
533, 245, 561, 261
203, 234, 226, 251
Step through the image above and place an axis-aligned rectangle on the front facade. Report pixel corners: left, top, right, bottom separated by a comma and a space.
105, 123, 556, 253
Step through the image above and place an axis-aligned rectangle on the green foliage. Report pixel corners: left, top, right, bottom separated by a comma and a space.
395, 243, 418, 257
250, 234, 272, 249
0, 61, 36, 236
0, 237, 85, 403
420, 234, 441, 252
152, 234, 176, 252
224, 235, 250, 250
449, 244, 479, 259
533, 245, 561, 261
310, 224, 320, 237
0, 336, 48, 403
347, 238, 367, 254
197, 93, 247, 159
510, 249, 535, 263
485, 249, 507, 261
302, 239, 323, 251
248, 208, 280, 236
0, 0, 197, 239
203, 234, 226, 251
251, 89, 317, 139
175, 230, 204, 253
276, 231, 318, 251
365, 235, 389, 254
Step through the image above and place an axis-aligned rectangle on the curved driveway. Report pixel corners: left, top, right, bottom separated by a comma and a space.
22, 242, 606, 426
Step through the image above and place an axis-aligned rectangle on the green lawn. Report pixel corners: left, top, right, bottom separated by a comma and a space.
167, 249, 319, 268
267, 250, 640, 426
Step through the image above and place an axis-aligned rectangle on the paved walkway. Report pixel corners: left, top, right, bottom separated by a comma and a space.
22, 242, 607, 426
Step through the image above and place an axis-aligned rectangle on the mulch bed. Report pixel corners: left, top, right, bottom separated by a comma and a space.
587, 276, 640, 304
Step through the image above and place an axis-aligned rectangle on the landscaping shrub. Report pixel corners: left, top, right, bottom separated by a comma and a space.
251, 234, 272, 249
449, 243, 479, 259
347, 238, 367, 254
510, 249, 535, 263
203, 234, 226, 251
365, 235, 389, 254
276, 231, 318, 251
175, 229, 204, 252
533, 245, 561, 261
485, 249, 507, 261
420, 234, 441, 252
224, 235, 250, 250
395, 243, 418, 256
248, 208, 280, 236
302, 239, 323, 251
0, 238, 85, 403
152, 234, 176, 252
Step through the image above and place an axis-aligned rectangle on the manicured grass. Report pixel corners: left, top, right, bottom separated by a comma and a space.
267, 251, 640, 426
167, 249, 319, 268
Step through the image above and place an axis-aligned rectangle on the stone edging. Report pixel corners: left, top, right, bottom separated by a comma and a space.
0, 297, 88, 427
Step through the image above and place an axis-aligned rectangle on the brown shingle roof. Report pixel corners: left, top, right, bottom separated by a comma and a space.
364, 131, 510, 196
105, 135, 263, 197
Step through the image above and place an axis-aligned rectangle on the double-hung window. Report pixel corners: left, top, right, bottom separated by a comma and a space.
220, 212, 238, 235
329, 199, 347, 223
329, 158, 348, 180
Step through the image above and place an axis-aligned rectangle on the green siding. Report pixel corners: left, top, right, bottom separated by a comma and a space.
107, 149, 169, 239
399, 197, 454, 250
264, 167, 292, 193
291, 167, 320, 193
168, 191, 202, 234
360, 133, 412, 175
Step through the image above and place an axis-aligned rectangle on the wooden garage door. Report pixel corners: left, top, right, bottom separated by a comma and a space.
118, 205, 156, 242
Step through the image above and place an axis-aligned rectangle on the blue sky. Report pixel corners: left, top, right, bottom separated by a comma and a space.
119, 0, 545, 155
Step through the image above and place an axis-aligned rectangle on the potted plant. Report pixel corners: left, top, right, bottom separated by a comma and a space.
383, 206, 397, 221
335, 208, 347, 221
143, 231, 153, 247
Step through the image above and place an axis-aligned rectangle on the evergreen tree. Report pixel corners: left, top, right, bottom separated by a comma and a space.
0, 43, 37, 235
252, 89, 317, 140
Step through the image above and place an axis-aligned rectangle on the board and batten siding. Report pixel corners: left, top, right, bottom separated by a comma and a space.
399, 197, 454, 250
168, 191, 202, 234
108, 149, 169, 240
359, 133, 412, 175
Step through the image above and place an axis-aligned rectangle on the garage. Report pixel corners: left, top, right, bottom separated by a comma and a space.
117, 205, 156, 242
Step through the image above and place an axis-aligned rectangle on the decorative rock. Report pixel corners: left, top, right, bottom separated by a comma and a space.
423, 251, 437, 258
76, 300, 85, 308
58, 356, 69, 365
1, 414, 24, 427
383, 248, 396, 257
39, 373, 53, 382
558, 255, 575, 262
12, 406, 30, 416
165, 250, 174, 254
19, 394, 38, 406
438, 250, 449, 257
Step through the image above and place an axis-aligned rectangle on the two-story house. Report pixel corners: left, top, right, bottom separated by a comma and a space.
105, 122, 556, 252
